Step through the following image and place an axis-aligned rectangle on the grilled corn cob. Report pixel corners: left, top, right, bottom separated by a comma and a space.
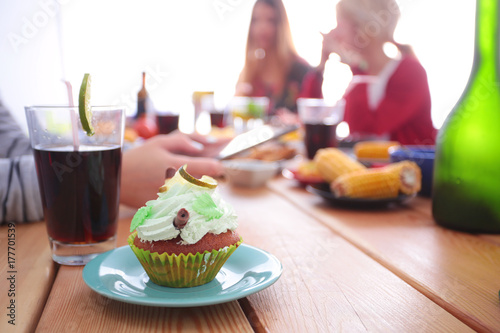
354, 141, 400, 160
331, 161, 421, 199
383, 161, 422, 195
314, 148, 365, 183
331, 168, 399, 199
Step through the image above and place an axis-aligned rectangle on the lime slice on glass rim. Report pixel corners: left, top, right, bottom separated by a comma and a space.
79, 73, 94, 136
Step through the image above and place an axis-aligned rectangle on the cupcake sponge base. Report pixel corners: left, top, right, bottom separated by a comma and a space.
128, 233, 242, 288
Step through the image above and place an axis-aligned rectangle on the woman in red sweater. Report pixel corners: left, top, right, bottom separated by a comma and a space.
321, 0, 436, 145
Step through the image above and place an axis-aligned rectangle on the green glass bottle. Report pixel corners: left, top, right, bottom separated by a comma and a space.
432, 0, 500, 233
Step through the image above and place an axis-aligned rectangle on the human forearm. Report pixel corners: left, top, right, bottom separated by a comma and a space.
120, 138, 225, 208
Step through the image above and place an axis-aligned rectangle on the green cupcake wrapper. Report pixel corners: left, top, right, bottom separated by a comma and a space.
128, 232, 242, 288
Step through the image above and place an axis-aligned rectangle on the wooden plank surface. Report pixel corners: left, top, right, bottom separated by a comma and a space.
25, 179, 488, 332
35, 266, 253, 333
0, 221, 57, 333
216, 184, 473, 332
268, 177, 500, 332
35, 207, 253, 333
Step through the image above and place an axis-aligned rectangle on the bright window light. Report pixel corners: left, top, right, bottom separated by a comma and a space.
0, 0, 476, 132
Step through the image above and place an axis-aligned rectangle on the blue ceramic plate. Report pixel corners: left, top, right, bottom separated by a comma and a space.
82, 244, 282, 307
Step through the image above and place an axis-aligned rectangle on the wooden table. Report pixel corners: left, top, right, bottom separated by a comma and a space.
1, 176, 500, 332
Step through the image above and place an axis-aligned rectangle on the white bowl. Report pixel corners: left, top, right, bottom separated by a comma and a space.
223, 159, 279, 188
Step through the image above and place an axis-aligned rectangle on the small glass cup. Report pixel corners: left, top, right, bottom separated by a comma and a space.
25, 105, 125, 265
156, 111, 179, 134
229, 96, 269, 133
297, 98, 344, 160
209, 108, 227, 128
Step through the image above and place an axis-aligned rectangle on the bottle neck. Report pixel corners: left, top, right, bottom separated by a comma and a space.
473, 0, 500, 81
136, 72, 148, 119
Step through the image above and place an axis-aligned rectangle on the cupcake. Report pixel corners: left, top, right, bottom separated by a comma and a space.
128, 165, 242, 288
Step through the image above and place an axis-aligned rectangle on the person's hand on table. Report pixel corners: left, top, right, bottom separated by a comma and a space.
320, 29, 362, 69
274, 107, 301, 126
166, 130, 232, 158
120, 132, 230, 208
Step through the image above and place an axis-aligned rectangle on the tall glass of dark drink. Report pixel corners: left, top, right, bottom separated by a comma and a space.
304, 123, 338, 160
157, 112, 179, 134
25, 106, 125, 265
297, 98, 345, 160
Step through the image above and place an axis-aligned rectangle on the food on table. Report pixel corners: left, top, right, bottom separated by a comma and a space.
178, 165, 218, 189
383, 161, 422, 195
296, 160, 322, 179
209, 126, 235, 139
354, 141, 400, 160
133, 117, 158, 139
281, 128, 301, 141
314, 148, 365, 183
331, 161, 421, 199
128, 165, 242, 287
123, 127, 139, 142
312, 147, 422, 200
245, 142, 296, 161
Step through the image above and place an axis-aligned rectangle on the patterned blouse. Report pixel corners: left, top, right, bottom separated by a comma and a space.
244, 57, 324, 113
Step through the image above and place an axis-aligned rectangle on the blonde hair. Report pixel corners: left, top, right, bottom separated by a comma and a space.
239, 0, 299, 85
337, 0, 401, 46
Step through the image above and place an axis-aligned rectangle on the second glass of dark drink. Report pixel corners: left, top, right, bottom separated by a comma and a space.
156, 112, 179, 134
297, 98, 345, 160
304, 122, 338, 160
25, 106, 125, 265
210, 110, 226, 128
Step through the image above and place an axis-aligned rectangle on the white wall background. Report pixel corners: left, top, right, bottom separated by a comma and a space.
0, 0, 475, 133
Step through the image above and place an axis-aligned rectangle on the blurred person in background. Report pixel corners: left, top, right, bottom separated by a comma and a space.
236, 0, 323, 118
0, 99, 42, 224
320, 0, 436, 144
0, 99, 228, 224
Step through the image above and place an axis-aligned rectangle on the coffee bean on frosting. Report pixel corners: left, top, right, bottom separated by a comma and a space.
173, 208, 189, 229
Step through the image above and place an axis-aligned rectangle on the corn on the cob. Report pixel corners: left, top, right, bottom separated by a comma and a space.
383, 161, 422, 195
331, 168, 400, 199
354, 141, 400, 160
314, 148, 365, 183
297, 161, 322, 179
331, 161, 421, 199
